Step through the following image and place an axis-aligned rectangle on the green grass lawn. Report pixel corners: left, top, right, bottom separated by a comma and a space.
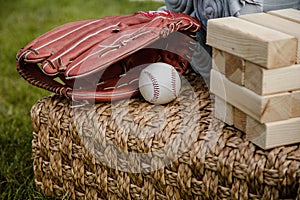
0, 0, 164, 199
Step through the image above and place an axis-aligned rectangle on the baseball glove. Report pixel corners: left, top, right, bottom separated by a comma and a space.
16, 10, 201, 102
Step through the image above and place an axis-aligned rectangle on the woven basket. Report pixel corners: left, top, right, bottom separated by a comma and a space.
31, 72, 300, 200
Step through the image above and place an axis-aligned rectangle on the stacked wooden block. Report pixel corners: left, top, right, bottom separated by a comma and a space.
207, 9, 300, 149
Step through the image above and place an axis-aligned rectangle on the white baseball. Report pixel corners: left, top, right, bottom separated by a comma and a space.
138, 62, 181, 105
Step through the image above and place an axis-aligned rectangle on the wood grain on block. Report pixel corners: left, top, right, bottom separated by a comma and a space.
291, 90, 300, 117
207, 17, 297, 68
214, 96, 234, 125
268, 8, 300, 24
244, 61, 263, 95
240, 13, 300, 63
225, 53, 245, 86
245, 63, 300, 95
246, 116, 300, 149
212, 48, 225, 74
210, 69, 292, 123
233, 107, 247, 133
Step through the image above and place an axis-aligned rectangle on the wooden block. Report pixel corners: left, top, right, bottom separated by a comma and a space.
245, 63, 300, 95
214, 96, 234, 125
240, 13, 300, 63
225, 53, 245, 86
207, 17, 297, 69
246, 116, 300, 149
210, 69, 292, 123
212, 48, 225, 74
291, 90, 300, 117
268, 8, 300, 24
233, 107, 247, 133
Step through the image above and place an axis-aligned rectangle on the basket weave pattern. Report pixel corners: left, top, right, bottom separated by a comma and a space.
31, 72, 300, 199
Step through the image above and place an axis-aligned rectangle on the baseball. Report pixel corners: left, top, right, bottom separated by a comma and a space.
138, 62, 181, 105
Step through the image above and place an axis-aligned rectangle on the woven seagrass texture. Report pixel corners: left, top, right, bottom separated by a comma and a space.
31, 72, 300, 200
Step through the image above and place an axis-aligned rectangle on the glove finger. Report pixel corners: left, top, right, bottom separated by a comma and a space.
69, 86, 140, 102
17, 19, 97, 62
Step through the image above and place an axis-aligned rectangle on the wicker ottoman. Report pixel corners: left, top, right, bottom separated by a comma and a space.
31, 72, 300, 200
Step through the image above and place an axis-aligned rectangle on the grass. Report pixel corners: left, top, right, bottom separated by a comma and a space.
0, 0, 164, 199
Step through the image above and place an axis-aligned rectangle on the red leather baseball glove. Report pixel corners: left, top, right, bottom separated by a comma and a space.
16, 10, 201, 102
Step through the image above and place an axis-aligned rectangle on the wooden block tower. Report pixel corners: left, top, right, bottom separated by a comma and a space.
207, 9, 300, 149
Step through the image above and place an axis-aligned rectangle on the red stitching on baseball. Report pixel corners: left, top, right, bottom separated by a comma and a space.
143, 70, 159, 103
171, 67, 177, 98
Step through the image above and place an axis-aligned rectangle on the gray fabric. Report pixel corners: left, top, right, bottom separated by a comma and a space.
164, 0, 194, 15
194, 0, 262, 29
240, 0, 263, 15
263, 0, 300, 11
190, 41, 212, 85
